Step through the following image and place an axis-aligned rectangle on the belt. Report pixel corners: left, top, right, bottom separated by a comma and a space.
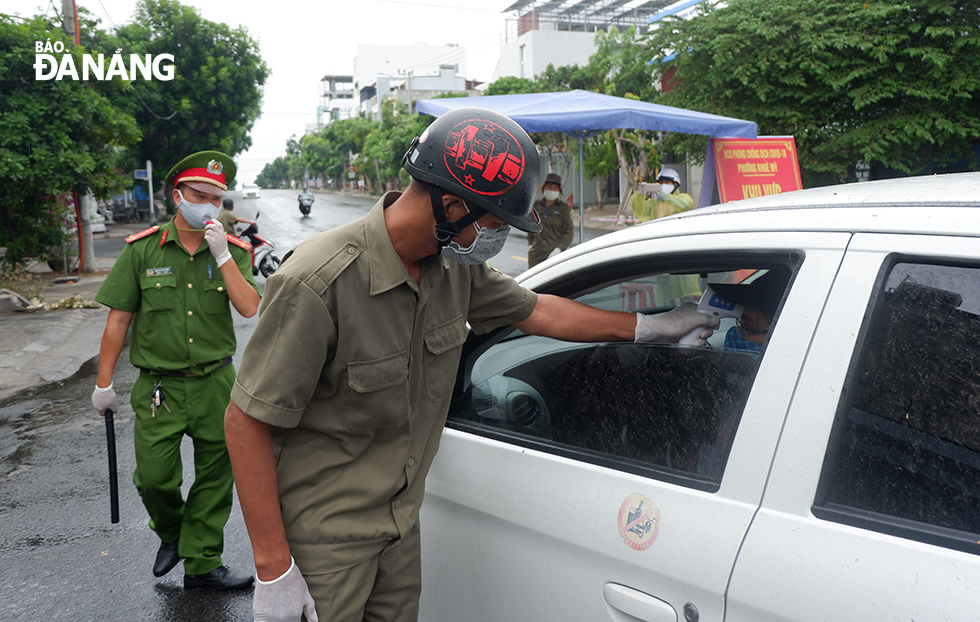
139, 356, 232, 378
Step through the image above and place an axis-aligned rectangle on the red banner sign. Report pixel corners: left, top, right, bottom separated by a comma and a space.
710, 137, 803, 203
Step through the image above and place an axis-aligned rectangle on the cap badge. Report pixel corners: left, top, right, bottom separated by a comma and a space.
207, 159, 223, 175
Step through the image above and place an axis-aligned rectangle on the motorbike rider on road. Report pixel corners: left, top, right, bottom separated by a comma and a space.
298, 188, 315, 215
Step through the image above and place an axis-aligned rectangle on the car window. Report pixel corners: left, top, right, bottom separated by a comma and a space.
815, 261, 980, 554
449, 263, 795, 492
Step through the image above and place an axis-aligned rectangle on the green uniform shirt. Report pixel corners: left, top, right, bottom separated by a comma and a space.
528, 196, 573, 252
95, 217, 259, 373
231, 192, 537, 574
216, 209, 238, 234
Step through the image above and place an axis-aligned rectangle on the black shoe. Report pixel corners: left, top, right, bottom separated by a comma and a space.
152, 539, 180, 577
184, 565, 255, 591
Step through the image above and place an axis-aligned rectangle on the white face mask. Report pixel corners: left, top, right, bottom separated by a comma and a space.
543, 190, 560, 202
441, 202, 511, 265
660, 182, 675, 194
176, 190, 219, 230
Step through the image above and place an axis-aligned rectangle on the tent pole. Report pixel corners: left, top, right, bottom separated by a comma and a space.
578, 135, 584, 245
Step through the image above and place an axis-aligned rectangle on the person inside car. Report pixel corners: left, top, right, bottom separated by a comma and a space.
709, 269, 789, 354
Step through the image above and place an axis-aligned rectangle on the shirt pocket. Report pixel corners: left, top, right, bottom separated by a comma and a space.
140, 275, 177, 313
345, 351, 410, 431
423, 315, 469, 403
202, 279, 229, 314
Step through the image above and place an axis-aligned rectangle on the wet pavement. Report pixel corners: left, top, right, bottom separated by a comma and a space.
0, 350, 255, 621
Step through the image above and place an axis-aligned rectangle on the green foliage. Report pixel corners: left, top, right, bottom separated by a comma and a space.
0, 15, 139, 266
110, 0, 270, 184
647, 0, 980, 182
485, 76, 536, 96
255, 156, 289, 188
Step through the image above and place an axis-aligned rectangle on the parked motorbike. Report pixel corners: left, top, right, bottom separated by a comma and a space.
236, 211, 280, 278
298, 191, 314, 217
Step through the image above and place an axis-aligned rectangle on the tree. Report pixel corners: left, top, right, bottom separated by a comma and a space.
255, 156, 288, 188
647, 0, 980, 184
0, 15, 139, 266
111, 0, 269, 184
485, 76, 536, 96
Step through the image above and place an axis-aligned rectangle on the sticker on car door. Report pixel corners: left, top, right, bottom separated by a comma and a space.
618, 493, 661, 551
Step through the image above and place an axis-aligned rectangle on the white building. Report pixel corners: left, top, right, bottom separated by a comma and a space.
494, 0, 677, 81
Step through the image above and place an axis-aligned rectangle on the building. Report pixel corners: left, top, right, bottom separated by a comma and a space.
360, 64, 483, 120
318, 75, 357, 128
494, 0, 679, 81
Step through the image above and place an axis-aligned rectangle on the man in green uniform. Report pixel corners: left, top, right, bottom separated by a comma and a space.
224, 109, 718, 622
527, 172, 573, 268
91, 151, 261, 590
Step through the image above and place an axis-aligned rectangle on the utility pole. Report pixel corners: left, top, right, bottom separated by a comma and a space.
63, 1, 90, 273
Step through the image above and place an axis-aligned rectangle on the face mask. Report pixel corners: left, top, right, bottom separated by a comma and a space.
660, 183, 675, 194
723, 326, 763, 354
176, 190, 219, 230
441, 202, 511, 265
543, 190, 560, 202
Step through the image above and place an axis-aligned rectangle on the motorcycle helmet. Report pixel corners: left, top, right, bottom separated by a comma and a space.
222, 197, 234, 209
403, 107, 541, 244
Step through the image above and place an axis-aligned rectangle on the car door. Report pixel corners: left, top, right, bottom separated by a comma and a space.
727, 233, 980, 621
419, 231, 851, 622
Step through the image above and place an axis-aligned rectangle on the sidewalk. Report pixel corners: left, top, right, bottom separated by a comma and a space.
0, 221, 146, 402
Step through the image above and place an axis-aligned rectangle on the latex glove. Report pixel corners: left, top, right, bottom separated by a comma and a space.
204, 221, 233, 267
253, 558, 318, 622
657, 192, 668, 201
92, 383, 117, 415
635, 303, 719, 345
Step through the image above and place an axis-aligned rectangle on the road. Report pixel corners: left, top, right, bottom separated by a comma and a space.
1, 189, 608, 621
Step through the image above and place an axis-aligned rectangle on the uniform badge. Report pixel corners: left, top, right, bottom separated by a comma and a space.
146, 267, 173, 277
207, 159, 223, 174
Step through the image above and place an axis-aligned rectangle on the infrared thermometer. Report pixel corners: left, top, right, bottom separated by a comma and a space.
678, 285, 743, 345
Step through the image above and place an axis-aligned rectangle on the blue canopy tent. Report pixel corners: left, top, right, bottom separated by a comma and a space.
415, 89, 758, 243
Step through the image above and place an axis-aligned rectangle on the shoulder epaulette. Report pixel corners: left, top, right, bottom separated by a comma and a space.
226, 233, 251, 251
125, 226, 160, 243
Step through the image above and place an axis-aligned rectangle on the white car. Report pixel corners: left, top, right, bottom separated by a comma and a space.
242, 184, 261, 199
420, 172, 980, 622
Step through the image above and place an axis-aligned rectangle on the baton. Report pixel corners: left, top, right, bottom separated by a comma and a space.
104, 408, 119, 524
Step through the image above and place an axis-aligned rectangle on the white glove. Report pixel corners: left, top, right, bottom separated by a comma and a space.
92, 383, 117, 415
253, 558, 318, 622
635, 303, 719, 345
204, 221, 233, 267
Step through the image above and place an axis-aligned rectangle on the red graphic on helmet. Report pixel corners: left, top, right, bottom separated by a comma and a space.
444, 120, 525, 196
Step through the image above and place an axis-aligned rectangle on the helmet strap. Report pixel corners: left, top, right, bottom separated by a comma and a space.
430, 185, 485, 248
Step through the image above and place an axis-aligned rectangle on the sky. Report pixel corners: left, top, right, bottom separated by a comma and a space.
7, 0, 515, 184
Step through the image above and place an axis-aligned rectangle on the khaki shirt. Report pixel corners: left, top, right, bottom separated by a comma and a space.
231, 193, 537, 573
528, 196, 573, 251
217, 209, 238, 234
95, 217, 259, 373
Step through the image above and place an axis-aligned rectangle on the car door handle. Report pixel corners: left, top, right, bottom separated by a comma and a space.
603, 583, 677, 622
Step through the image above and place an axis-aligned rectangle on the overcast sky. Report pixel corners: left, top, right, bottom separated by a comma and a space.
8, 0, 514, 184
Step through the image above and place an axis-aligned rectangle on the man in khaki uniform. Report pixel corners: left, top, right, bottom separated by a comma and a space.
224, 109, 718, 622
527, 172, 573, 268
92, 151, 260, 591
217, 197, 256, 236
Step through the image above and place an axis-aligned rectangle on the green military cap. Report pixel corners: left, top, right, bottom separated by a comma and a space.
166, 151, 237, 196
